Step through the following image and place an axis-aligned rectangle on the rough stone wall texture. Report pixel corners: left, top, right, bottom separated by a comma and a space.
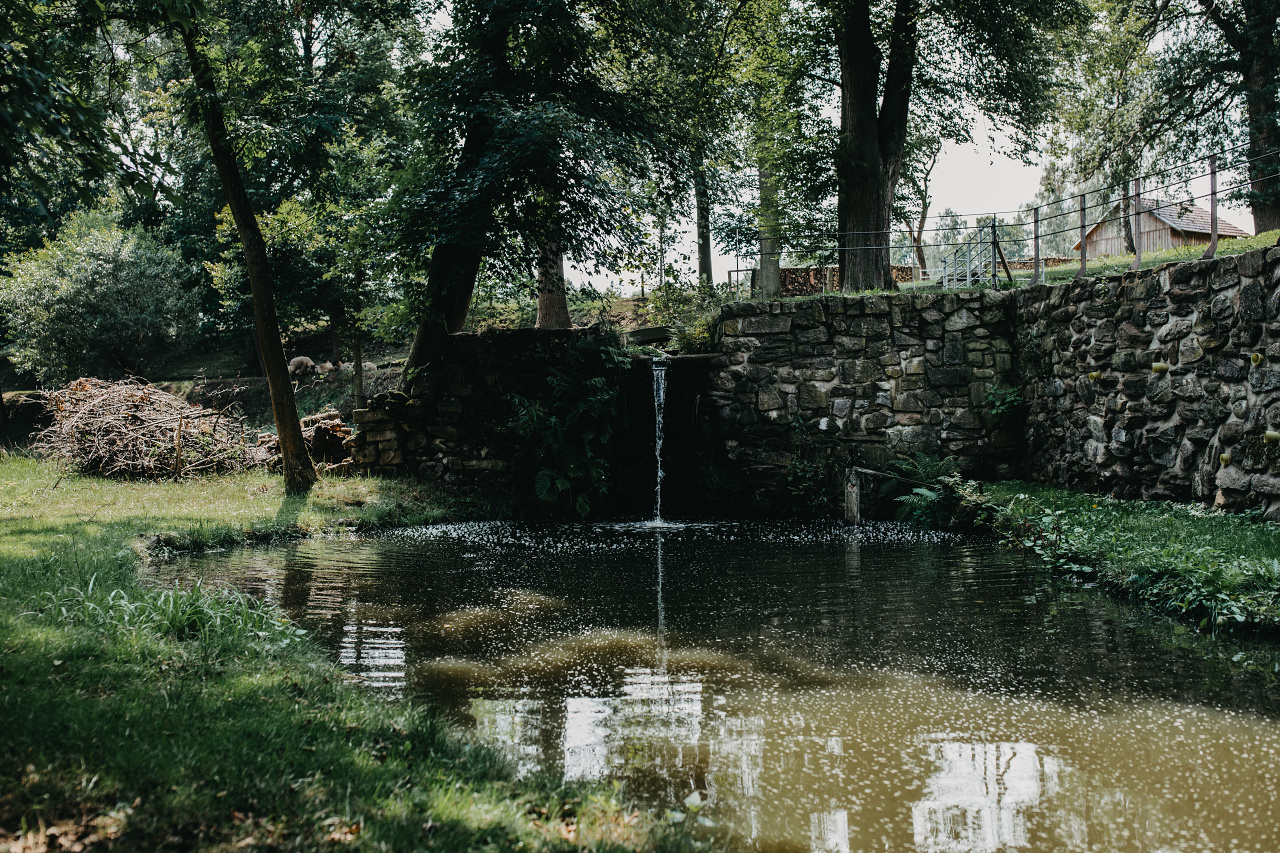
344, 328, 655, 515
1015, 246, 1280, 517
348, 247, 1280, 519
703, 292, 1023, 502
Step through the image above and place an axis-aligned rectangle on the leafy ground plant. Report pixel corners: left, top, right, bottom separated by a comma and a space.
982, 482, 1280, 631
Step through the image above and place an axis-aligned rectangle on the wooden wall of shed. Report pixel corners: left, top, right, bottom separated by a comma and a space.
1086, 212, 1209, 257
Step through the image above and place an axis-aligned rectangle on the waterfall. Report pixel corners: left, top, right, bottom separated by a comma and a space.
652, 359, 667, 522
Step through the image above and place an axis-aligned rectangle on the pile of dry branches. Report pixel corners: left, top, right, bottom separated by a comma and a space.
36, 378, 251, 478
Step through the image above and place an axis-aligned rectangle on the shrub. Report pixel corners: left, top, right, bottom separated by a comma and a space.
0, 211, 198, 383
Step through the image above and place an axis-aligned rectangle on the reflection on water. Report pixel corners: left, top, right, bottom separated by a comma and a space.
170, 522, 1280, 852
912, 739, 1058, 853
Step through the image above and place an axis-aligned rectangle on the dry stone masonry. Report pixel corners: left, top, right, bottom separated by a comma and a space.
705, 292, 1021, 486
1016, 246, 1280, 517
348, 247, 1280, 518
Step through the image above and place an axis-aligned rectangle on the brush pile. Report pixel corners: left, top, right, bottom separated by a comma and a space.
36, 378, 251, 478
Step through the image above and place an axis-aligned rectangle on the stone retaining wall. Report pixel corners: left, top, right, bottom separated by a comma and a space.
344, 328, 655, 515
348, 247, 1280, 519
698, 292, 1021, 503
1016, 246, 1280, 517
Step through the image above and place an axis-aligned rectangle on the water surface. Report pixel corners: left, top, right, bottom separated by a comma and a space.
172, 522, 1280, 852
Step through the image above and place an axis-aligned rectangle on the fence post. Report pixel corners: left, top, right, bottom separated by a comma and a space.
988, 220, 996, 289
844, 469, 861, 525
1202, 154, 1219, 260
1077, 194, 1087, 278
1030, 206, 1041, 286
1129, 177, 1143, 272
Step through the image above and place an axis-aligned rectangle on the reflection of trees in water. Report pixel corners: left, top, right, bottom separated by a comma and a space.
912, 740, 1058, 853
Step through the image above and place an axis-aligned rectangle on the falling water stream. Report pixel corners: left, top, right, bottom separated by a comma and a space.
171, 523, 1280, 852
652, 359, 667, 523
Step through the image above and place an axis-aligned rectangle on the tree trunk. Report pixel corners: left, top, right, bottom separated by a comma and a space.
834, 0, 918, 292
401, 243, 484, 393
694, 160, 714, 287
401, 17, 511, 392
329, 297, 345, 366
180, 22, 316, 494
1244, 60, 1280, 233
535, 240, 571, 329
757, 160, 781, 299
1121, 194, 1135, 254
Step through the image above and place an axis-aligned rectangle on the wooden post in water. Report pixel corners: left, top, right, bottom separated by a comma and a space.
1077, 194, 1087, 278
844, 469, 861, 525
1202, 154, 1219, 260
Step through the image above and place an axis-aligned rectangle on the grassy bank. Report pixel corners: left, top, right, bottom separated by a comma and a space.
980, 481, 1280, 631
0, 456, 704, 852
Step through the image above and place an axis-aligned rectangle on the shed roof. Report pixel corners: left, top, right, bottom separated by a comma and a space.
1071, 197, 1250, 250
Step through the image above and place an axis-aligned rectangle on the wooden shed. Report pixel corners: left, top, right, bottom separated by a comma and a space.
1073, 197, 1249, 258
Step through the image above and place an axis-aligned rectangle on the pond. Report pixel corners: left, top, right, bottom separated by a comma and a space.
171, 521, 1280, 853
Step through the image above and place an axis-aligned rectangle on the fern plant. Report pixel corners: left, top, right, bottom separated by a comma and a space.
877, 453, 962, 527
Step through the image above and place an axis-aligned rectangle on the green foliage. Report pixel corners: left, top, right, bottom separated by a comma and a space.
877, 454, 961, 526
784, 421, 846, 516
507, 332, 630, 517
984, 386, 1024, 418
984, 482, 1280, 631
0, 210, 198, 383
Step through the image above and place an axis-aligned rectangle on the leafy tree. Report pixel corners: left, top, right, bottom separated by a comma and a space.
153, 0, 320, 493
0, 210, 198, 383
1150, 0, 1280, 231
821, 0, 1085, 291
0, 0, 116, 199
396, 0, 688, 387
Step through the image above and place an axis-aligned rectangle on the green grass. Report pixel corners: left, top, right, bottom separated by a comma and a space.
0, 456, 701, 852
980, 481, 1280, 630
1031, 229, 1280, 284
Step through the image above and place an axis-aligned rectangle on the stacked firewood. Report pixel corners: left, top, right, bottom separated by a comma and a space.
36, 378, 250, 478
252, 409, 355, 475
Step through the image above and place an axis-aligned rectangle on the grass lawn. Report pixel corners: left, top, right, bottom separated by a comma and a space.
0, 455, 706, 852
982, 481, 1280, 631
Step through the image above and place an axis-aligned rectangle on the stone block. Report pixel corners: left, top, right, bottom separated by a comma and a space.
353, 409, 391, 424
362, 428, 398, 443
944, 308, 980, 331
1253, 474, 1280, 495
741, 314, 793, 334
926, 365, 971, 386
757, 387, 784, 411
1238, 279, 1266, 323
1216, 466, 1253, 491
797, 383, 828, 410
1156, 319, 1192, 342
